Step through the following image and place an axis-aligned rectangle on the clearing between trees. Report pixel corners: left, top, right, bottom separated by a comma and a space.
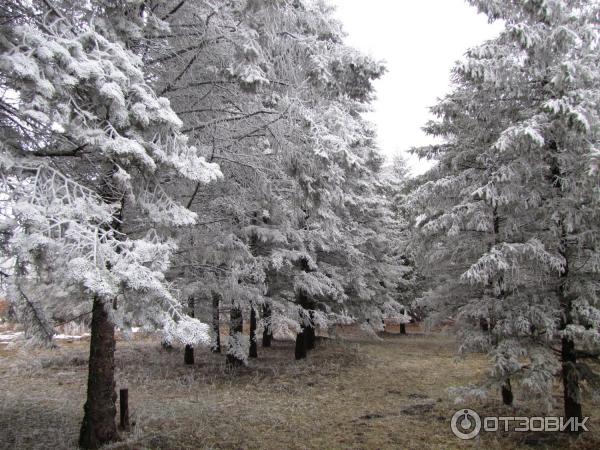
1, 329, 598, 450
2, 1, 600, 448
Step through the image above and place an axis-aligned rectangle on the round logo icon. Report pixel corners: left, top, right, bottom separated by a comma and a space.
451, 409, 481, 440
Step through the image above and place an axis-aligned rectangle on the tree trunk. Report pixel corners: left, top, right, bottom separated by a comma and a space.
212, 292, 221, 353
562, 335, 582, 428
295, 328, 307, 360
79, 297, 118, 449
184, 296, 194, 365
400, 323, 406, 335
501, 378, 513, 406
295, 292, 314, 357
548, 147, 583, 428
487, 206, 514, 407
262, 303, 272, 347
305, 326, 315, 350
184, 345, 194, 365
249, 305, 258, 358
305, 310, 315, 350
226, 304, 245, 368
479, 317, 489, 332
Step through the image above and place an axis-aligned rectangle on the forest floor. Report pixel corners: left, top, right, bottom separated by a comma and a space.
0, 325, 599, 450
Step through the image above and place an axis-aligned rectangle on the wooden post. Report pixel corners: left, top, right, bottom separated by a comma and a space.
119, 388, 130, 431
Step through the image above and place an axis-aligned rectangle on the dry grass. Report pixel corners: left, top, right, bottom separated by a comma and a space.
0, 329, 599, 450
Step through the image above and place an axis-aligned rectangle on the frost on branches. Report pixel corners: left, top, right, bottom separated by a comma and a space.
145, 0, 412, 352
410, 0, 600, 419
0, 1, 221, 345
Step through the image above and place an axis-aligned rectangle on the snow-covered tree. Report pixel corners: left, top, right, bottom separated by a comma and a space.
1, 1, 221, 447
145, 0, 400, 362
411, 0, 600, 422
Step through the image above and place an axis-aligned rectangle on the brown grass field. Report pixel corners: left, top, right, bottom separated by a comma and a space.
0, 327, 599, 450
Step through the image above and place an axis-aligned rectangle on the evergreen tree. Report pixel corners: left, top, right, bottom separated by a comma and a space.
148, 0, 396, 358
1, 1, 220, 446
411, 0, 600, 421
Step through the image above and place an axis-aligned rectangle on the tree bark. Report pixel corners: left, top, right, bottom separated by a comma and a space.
262, 303, 272, 347
548, 148, 583, 427
305, 310, 316, 350
501, 378, 513, 406
249, 305, 258, 358
184, 296, 194, 365
558, 235, 582, 428
295, 327, 307, 360
184, 345, 194, 365
296, 291, 314, 357
487, 206, 514, 407
79, 297, 118, 449
79, 168, 123, 448
212, 292, 221, 353
479, 317, 489, 332
226, 304, 245, 368
562, 335, 582, 428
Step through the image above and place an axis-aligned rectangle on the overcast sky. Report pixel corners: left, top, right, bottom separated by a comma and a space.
327, 0, 504, 175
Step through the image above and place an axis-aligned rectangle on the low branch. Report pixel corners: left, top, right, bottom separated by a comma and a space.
181, 109, 280, 134
53, 309, 94, 328
161, 0, 186, 20
31, 143, 88, 157
211, 155, 262, 171
186, 182, 201, 209
17, 283, 55, 343
576, 350, 600, 360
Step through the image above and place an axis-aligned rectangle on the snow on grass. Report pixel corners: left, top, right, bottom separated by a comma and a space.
0, 331, 24, 342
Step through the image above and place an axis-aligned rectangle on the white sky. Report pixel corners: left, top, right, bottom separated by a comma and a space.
327, 0, 504, 175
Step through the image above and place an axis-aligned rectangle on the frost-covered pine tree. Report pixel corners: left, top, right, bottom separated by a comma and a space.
1, 1, 221, 447
411, 0, 600, 422
409, 81, 537, 405
147, 0, 394, 362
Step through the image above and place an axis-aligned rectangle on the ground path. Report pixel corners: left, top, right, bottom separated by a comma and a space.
0, 331, 598, 449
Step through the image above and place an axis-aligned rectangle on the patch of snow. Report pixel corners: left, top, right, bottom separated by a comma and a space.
54, 333, 90, 340
0, 331, 91, 342
0, 331, 24, 342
